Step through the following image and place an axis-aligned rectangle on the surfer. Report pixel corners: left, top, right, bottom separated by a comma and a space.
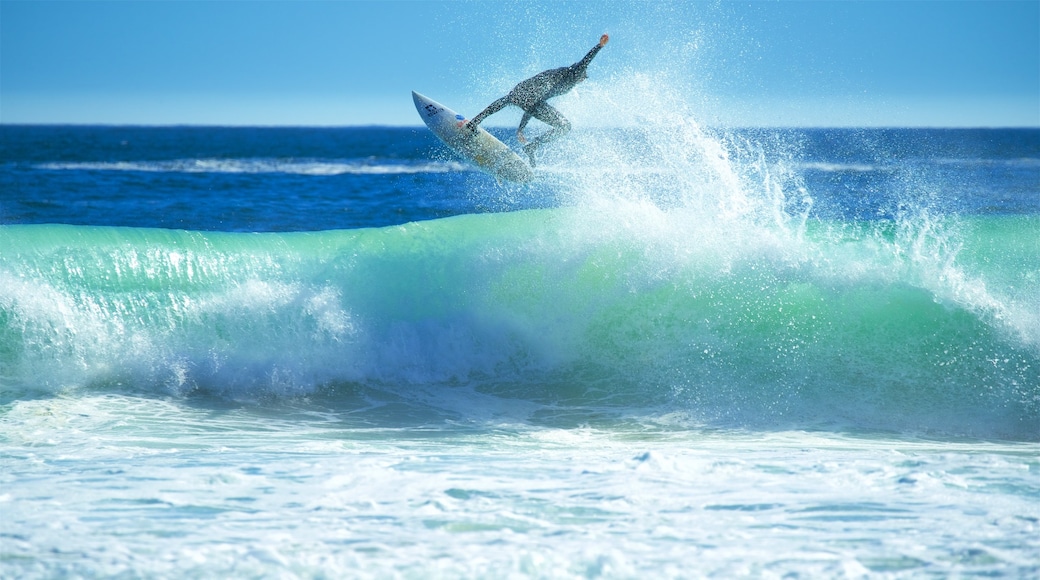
464, 34, 609, 167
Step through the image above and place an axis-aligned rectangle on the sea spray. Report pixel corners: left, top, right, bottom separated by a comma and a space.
523, 74, 1038, 436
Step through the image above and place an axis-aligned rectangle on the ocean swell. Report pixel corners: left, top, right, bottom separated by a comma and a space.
1, 208, 1037, 439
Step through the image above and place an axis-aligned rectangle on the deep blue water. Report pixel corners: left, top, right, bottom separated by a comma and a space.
2, 126, 1037, 231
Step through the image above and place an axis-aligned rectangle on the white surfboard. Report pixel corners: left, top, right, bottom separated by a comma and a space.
412, 91, 533, 183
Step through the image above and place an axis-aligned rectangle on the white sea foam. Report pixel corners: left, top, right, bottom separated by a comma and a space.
795, 161, 883, 173
2, 394, 1037, 578
36, 158, 470, 176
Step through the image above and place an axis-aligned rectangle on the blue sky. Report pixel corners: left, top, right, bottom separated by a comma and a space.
2, 0, 1037, 127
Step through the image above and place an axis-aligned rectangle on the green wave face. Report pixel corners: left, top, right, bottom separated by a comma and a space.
1, 211, 1038, 439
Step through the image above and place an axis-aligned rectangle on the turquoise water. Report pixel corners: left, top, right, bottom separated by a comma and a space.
2, 211, 1037, 438
1, 118, 1038, 576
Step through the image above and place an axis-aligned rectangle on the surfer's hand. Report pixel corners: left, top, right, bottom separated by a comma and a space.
517, 131, 527, 144
599, 34, 609, 47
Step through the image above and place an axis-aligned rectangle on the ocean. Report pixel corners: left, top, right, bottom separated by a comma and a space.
1, 122, 1038, 577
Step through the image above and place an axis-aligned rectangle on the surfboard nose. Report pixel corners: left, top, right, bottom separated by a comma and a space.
412, 91, 532, 184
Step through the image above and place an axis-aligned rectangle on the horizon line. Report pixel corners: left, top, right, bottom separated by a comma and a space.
3, 122, 1039, 131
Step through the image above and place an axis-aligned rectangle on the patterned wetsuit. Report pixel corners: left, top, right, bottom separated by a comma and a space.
468, 40, 606, 165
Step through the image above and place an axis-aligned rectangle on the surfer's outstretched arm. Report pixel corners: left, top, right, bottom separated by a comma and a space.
574, 34, 609, 70
466, 96, 511, 129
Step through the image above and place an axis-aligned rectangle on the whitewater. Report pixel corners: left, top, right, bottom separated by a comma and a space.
2, 81, 1039, 575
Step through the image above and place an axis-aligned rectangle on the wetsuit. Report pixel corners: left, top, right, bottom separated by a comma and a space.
466, 37, 607, 166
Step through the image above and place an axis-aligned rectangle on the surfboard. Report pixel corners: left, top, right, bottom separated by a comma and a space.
412, 91, 533, 183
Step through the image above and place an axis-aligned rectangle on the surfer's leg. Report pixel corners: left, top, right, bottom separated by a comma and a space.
466, 97, 511, 130
522, 103, 571, 165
